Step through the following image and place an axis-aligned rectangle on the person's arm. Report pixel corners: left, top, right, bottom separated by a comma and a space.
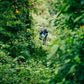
39, 30, 43, 40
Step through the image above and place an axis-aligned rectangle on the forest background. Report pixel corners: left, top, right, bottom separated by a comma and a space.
0, 0, 84, 84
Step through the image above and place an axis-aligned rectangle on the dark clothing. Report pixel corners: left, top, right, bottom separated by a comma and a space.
39, 29, 48, 40
44, 29, 48, 34
39, 30, 43, 39
43, 29, 48, 38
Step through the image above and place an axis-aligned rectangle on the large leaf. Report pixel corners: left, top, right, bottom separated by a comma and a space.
74, 14, 84, 23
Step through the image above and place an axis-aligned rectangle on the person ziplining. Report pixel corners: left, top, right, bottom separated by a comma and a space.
39, 27, 48, 45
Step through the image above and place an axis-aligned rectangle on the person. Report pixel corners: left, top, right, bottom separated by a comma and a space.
39, 27, 48, 45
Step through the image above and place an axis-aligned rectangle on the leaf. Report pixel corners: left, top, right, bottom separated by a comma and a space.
57, 11, 62, 17
64, 5, 70, 12
74, 14, 84, 23
68, 65, 76, 73
65, 59, 71, 63
74, 55, 80, 63
65, 14, 72, 21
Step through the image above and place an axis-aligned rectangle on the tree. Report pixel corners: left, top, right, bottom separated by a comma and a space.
0, 0, 33, 58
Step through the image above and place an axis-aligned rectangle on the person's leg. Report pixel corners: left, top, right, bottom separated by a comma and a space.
43, 36, 46, 45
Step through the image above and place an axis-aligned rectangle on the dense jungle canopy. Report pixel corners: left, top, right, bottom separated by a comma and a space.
0, 0, 84, 84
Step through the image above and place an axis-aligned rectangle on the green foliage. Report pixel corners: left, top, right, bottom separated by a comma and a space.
48, 0, 84, 83
53, 0, 84, 28
0, 0, 49, 83
48, 27, 84, 84
0, 56, 53, 84
0, 0, 84, 84
0, 0, 34, 58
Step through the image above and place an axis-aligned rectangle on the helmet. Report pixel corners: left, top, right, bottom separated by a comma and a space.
40, 27, 43, 29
